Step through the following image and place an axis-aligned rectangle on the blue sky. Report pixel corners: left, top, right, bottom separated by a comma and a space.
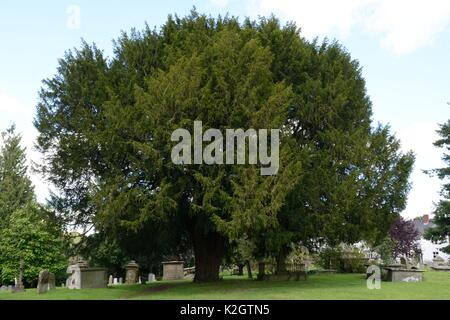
0, 0, 449, 219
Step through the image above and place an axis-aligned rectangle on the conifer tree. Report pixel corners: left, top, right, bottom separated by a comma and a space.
34, 11, 414, 281
425, 120, 450, 253
0, 125, 34, 229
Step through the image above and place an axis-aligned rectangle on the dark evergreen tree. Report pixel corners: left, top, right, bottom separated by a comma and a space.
34, 11, 414, 281
0, 125, 35, 229
425, 120, 450, 254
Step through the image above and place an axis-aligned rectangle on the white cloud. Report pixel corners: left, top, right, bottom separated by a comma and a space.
210, 0, 231, 7
0, 90, 28, 115
0, 90, 51, 203
244, 0, 450, 54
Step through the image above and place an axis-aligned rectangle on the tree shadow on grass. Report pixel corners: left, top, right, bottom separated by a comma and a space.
118, 275, 365, 300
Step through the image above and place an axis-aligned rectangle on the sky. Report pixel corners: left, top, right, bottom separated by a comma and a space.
0, 0, 449, 219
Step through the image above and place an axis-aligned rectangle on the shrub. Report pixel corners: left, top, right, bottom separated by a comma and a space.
317, 246, 366, 273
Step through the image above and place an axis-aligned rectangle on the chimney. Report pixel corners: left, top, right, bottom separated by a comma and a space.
423, 214, 430, 225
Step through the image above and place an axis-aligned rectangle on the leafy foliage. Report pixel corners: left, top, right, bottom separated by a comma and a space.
317, 246, 366, 273
389, 217, 420, 258
375, 237, 397, 264
0, 204, 67, 285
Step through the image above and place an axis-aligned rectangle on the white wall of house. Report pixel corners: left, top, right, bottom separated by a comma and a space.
419, 238, 450, 263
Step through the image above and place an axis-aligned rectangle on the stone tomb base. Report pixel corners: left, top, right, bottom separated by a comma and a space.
382, 267, 424, 282
66, 262, 108, 289
431, 266, 450, 271
162, 261, 185, 280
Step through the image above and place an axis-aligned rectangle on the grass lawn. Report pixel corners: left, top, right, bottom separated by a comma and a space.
1, 271, 449, 300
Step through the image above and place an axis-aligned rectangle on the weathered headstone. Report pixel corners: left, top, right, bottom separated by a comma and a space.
13, 260, 26, 292
119, 277, 123, 285
148, 273, 156, 283
108, 275, 113, 285
37, 270, 56, 294
113, 277, 118, 285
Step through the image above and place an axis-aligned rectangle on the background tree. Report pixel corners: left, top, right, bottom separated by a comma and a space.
425, 120, 450, 254
389, 217, 420, 258
0, 125, 34, 229
0, 204, 67, 286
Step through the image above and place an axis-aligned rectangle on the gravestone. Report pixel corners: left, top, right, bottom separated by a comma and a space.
162, 261, 185, 280
37, 270, 56, 294
148, 273, 156, 283
125, 260, 139, 284
14, 260, 25, 292
0, 285, 7, 291
119, 277, 123, 284
113, 278, 118, 285
108, 275, 113, 286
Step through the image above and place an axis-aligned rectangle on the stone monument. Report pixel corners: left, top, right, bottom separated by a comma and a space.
125, 260, 139, 284
37, 270, 56, 294
162, 261, 185, 280
13, 260, 26, 292
431, 255, 450, 271
66, 260, 108, 289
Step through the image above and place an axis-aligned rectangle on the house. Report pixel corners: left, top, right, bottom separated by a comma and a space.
413, 214, 449, 263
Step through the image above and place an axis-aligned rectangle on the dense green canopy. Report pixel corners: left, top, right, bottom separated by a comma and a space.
34, 10, 414, 281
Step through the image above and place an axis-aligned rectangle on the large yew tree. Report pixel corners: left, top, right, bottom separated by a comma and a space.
34, 11, 414, 281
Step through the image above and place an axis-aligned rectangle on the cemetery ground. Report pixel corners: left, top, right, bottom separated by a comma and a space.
1, 271, 449, 300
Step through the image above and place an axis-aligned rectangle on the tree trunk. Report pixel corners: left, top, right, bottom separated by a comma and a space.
237, 264, 244, 276
276, 246, 288, 274
192, 231, 225, 282
257, 261, 266, 281
246, 260, 253, 279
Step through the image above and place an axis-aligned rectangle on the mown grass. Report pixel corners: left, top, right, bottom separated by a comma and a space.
1, 271, 449, 300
